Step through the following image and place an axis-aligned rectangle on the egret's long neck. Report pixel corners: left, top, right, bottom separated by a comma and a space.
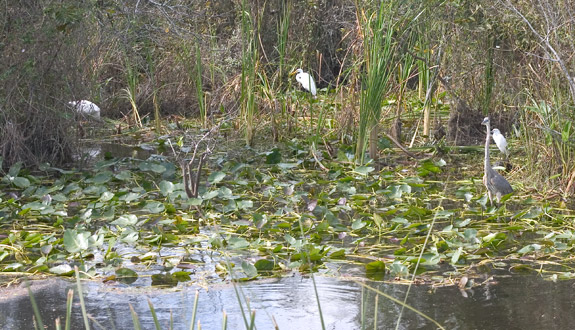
484, 122, 491, 171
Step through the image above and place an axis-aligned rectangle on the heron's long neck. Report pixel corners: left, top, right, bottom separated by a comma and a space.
484, 122, 491, 171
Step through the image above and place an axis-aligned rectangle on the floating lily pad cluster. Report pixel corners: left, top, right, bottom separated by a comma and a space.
0, 140, 572, 286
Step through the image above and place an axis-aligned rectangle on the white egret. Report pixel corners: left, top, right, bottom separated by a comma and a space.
491, 128, 508, 158
291, 68, 317, 97
69, 100, 101, 119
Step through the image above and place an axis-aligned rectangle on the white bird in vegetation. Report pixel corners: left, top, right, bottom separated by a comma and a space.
291, 68, 317, 97
69, 100, 101, 119
491, 128, 509, 158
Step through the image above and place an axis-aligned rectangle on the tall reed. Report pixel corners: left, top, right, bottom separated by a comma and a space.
123, 56, 142, 127
356, 1, 396, 163
523, 97, 575, 193
240, 0, 258, 146
396, 31, 416, 131
144, 43, 162, 132
194, 40, 208, 128
276, 1, 291, 89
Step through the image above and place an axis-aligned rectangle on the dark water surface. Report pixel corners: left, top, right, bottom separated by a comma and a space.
1, 273, 573, 330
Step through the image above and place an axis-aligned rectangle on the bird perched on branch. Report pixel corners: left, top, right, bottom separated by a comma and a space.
482, 117, 513, 205
291, 68, 317, 97
491, 128, 509, 159
69, 100, 101, 119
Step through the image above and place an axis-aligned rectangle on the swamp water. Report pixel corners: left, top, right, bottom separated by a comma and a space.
0, 271, 574, 329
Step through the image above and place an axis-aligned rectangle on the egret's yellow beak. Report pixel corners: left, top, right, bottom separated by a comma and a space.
289, 70, 298, 76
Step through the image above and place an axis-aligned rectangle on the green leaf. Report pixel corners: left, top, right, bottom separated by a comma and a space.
521, 207, 543, 219
208, 171, 226, 184
254, 259, 275, 271
49, 264, 74, 275
388, 261, 409, 277
354, 166, 374, 176
276, 162, 300, 170
63, 229, 90, 253
173, 271, 192, 282
12, 177, 30, 188
253, 213, 267, 228
265, 148, 282, 164
151, 273, 178, 287
241, 261, 258, 278
139, 162, 167, 173
202, 190, 219, 199
99, 191, 114, 202
115, 268, 138, 284
112, 214, 139, 226
218, 187, 238, 200
144, 201, 165, 213
518, 243, 541, 254
229, 237, 249, 249
159, 180, 175, 196
90, 171, 113, 184
114, 171, 132, 181
365, 260, 386, 280
329, 249, 346, 259
237, 200, 253, 210
120, 192, 141, 202
121, 230, 139, 243
451, 247, 463, 264
351, 219, 366, 230
373, 213, 383, 228
8, 162, 22, 177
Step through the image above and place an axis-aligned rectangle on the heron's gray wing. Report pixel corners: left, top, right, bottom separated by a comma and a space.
488, 174, 513, 195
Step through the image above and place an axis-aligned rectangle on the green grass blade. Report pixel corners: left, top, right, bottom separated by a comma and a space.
147, 298, 161, 330
26, 282, 44, 330
129, 304, 141, 330
221, 310, 227, 330
65, 289, 74, 330
248, 310, 256, 330
75, 266, 90, 330
373, 295, 379, 330
189, 290, 200, 330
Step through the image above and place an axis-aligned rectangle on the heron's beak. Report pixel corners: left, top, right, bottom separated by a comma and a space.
289, 70, 298, 76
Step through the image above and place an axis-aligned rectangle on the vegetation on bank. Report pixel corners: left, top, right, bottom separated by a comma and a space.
0, 0, 574, 192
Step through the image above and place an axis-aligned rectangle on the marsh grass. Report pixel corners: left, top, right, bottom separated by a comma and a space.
123, 57, 143, 128
239, 0, 259, 146
522, 98, 575, 193
276, 1, 291, 90
144, 44, 162, 132
356, 1, 396, 163
194, 41, 208, 128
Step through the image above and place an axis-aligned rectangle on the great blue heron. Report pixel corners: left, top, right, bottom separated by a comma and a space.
482, 117, 513, 205
491, 128, 509, 158
290, 68, 317, 97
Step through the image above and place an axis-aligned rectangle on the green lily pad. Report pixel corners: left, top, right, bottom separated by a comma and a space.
115, 267, 138, 284
208, 171, 226, 184
241, 261, 258, 278
159, 180, 175, 196
49, 264, 74, 275
366, 260, 386, 280
63, 229, 90, 253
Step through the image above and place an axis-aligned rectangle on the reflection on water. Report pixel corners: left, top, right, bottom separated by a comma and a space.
77, 143, 155, 163
1, 273, 575, 329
